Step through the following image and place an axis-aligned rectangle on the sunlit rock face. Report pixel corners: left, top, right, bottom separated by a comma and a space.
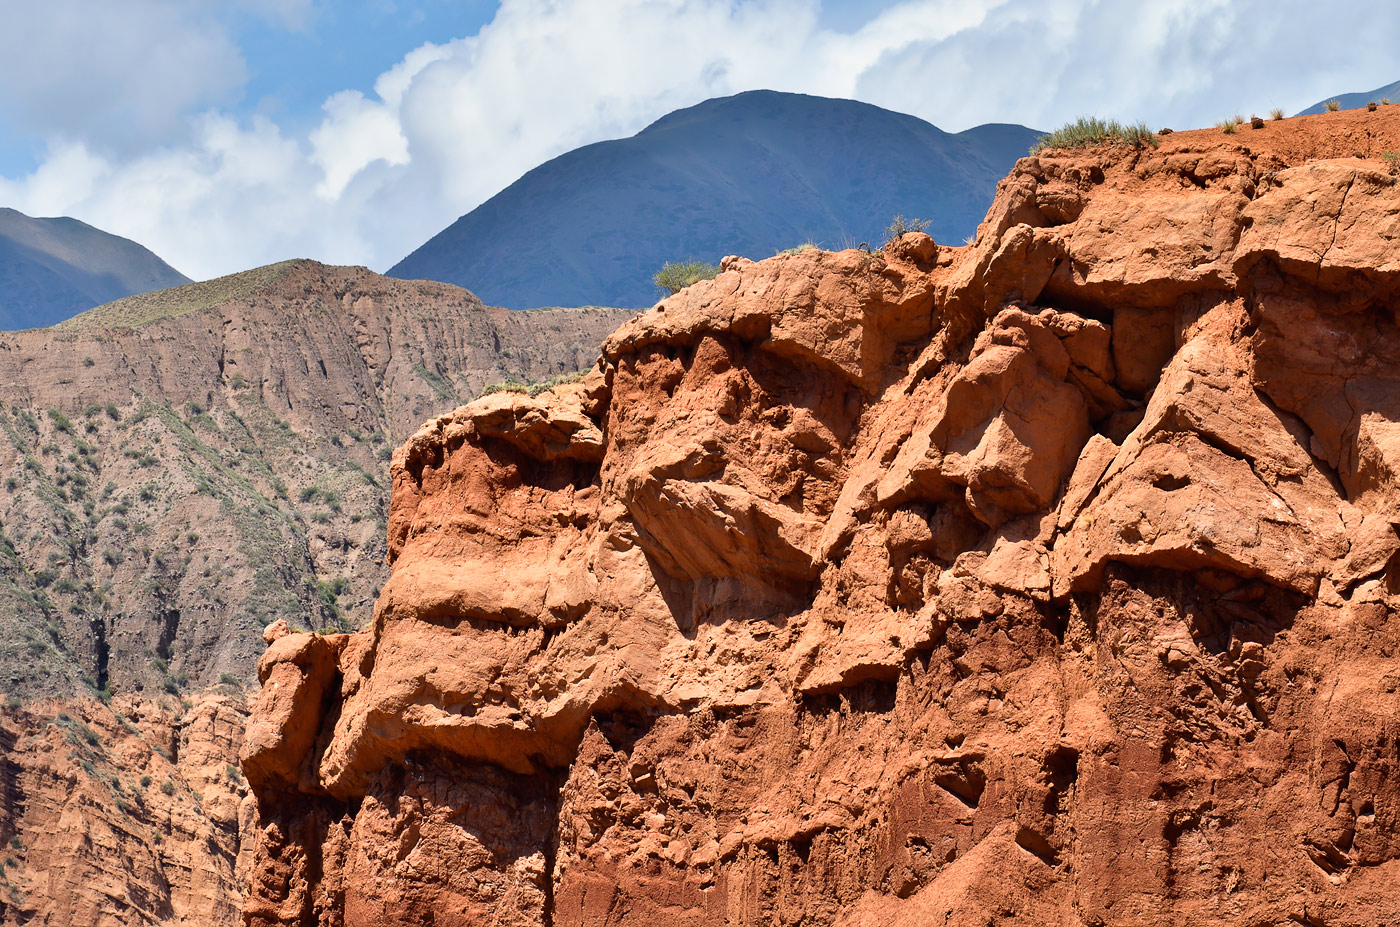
244, 111, 1400, 927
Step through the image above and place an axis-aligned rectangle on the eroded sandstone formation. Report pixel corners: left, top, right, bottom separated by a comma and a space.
244, 112, 1400, 926
0, 691, 251, 925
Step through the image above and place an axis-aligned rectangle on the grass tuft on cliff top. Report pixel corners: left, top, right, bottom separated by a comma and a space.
653, 260, 719, 296
1030, 117, 1159, 154
477, 371, 586, 399
55, 260, 308, 332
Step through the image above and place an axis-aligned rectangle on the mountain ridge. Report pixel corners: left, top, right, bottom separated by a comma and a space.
1297, 76, 1400, 114
388, 90, 1039, 308
0, 207, 191, 330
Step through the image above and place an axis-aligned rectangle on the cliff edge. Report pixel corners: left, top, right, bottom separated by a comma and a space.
243, 109, 1400, 926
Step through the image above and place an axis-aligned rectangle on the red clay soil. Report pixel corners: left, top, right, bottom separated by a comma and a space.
1161, 105, 1400, 166
241, 108, 1400, 927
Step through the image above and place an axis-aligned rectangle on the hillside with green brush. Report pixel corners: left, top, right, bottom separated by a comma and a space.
55, 260, 300, 332
0, 261, 633, 701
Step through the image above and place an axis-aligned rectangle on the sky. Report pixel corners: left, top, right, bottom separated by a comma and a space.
0, 0, 1395, 281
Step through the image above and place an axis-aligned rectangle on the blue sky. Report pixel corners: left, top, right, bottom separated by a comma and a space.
217, 2, 500, 140
0, 0, 1394, 280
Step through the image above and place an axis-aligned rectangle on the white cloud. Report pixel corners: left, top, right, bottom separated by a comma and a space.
1, 0, 1397, 283
0, 0, 248, 151
852, 0, 1400, 135
310, 91, 410, 199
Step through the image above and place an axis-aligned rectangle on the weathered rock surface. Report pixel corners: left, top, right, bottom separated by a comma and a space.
0, 691, 252, 925
246, 109, 1400, 926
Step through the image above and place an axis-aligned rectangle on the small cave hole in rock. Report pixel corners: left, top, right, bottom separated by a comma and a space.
1151, 473, 1191, 492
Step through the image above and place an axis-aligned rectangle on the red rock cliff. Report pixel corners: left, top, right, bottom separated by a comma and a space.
242, 110, 1400, 926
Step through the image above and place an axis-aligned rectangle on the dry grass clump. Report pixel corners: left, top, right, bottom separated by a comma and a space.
1030, 117, 1159, 154
1384, 152, 1400, 177
1217, 117, 1240, 135
1270, 108, 1285, 120
1325, 99, 1342, 112
477, 371, 586, 399
653, 259, 719, 295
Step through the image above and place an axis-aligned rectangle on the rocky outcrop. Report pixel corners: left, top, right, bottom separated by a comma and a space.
245, 110, 1400, 926
0, 691, 251, 925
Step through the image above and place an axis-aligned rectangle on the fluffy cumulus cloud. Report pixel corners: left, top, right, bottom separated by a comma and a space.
0, 0, 1395, 281
851, 0, 1400, 137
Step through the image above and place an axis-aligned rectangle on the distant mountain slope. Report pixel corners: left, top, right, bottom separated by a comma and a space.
388, 90, 1040, 309
0, 260, 633, 701
1296, 77, 1400, 115
0, 207, 192, 330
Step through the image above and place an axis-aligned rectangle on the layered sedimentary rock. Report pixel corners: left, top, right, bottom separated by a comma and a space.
245, 111, 1400, 926
0, 692, 251, 925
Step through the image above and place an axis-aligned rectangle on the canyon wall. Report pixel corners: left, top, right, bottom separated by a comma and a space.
244, 111, 1400, 926
0, 694, 251, 924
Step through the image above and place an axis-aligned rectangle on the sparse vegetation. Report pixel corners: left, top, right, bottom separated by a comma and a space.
317, 576, 350, 609
653, 260, 719, 295
1325, 99, 1342, 112
882, 215, 931, 247
477, 371, 586, 400
1217, 118, 1239, 135
56, 261, 298, 332
776, 241, 818, 256
1030, 117, 1159, 154
1384, 152, 1400, 176
478, 379, 530, 397
161, 779, 176, 796
1270, 108, 1285, 121
413, 364, 456, 401
47, 410, 74, 434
